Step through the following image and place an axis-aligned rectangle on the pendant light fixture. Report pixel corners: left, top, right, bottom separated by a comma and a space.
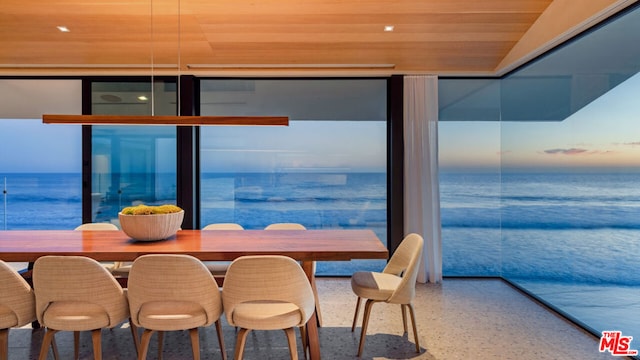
42, 114, 288, 126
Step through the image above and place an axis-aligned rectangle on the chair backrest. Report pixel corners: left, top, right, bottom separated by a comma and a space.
127, 254, 222, 328
0, 261, 36, 328
33, 255, 129, 327
202, 223, 244, 230
384, 233, 424, 304
264, 223, 306, 230
222, 255, 315, 327
74, 223, 119, 231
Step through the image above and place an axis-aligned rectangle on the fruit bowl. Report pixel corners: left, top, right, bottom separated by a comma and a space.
118, 205, 184, 241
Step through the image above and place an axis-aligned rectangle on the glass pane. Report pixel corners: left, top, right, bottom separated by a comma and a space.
499, 6, 640, 345
440, 5, 640, 349
91, 81, 177, 223
439, 78, 502, 276
200, 79, 387, 275
501, 72, 640, 343
0, 119, 81, 230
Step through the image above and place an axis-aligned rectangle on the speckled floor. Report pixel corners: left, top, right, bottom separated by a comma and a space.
6, 278, 625, 359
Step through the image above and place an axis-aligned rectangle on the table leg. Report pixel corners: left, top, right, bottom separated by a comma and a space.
310, 262, 323, 327
301, 261, 321, 360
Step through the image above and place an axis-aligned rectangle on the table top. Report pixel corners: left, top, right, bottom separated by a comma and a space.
0, 229, 389, 262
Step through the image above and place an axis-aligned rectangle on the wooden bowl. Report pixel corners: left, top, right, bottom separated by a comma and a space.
118, 210, 184, 241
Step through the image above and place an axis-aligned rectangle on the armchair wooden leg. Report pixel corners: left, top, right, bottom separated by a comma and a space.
351, 297, 362, 332
38, 329, 58, 360
401, 304, 408, 334
299, 325, 308, 360
138, 329, 155, 360
189, 328, 200, 360
214, 320, 227, 360
284, 328, 298, 360
407, 303, 420, 353
357, 299, 376, 357
157, 331, 164, 360
91, 329, 102, 360
129, 320, 140, 356
74, 331, 80, 360
0, 329, 8, 360
50, 335, 60, 360
234, 328, 250, 360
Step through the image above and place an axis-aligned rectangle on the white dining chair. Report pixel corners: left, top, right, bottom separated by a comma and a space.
202, 223, 244, 281
74, 223, 122, 272
33, 255, 136, 360
222, 255, 315, 360
264, 223, 323, 326
0, 260, 59, 360
128, 254, 227, 360
350, 233, 424, 357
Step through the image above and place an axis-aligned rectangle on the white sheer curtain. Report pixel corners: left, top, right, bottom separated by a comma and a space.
403, 75, 442, 283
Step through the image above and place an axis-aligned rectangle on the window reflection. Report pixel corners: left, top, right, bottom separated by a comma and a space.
199, 79, 388, 275
90, 81, 177, 223
91, 126, 177, 223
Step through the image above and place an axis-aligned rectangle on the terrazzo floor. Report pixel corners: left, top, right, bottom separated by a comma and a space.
5, 278, 629, 359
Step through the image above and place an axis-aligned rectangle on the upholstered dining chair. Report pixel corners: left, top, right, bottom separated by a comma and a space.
202, 223, 244, 230
74, 223, 122, 272
350, 233, 424, 357
0, 261, 59, 360
33, 255, 135, 360
202, 223, 244, 279
263, 223, 307, 231
127, 254, 227, 360
222, 255, 315, 360
74, 223, 119, 231
263, 223, 323, 326
109, 262, 132, 278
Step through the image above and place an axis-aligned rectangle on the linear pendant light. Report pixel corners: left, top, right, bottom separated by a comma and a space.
43, 0, 288, 127
43, 114, 288, 126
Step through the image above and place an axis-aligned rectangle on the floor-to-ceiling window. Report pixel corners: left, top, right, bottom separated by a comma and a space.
90, 80, 177, 224
440, 4, 640, 352
199, 79, 388, 275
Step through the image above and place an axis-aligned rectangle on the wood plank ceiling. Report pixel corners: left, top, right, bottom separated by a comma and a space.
0, 0, 580, 76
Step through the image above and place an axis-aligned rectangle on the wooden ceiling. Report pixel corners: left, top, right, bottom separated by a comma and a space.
0, 0, 632, 76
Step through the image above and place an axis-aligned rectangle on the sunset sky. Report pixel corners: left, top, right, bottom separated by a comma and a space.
439, 72, 640, 172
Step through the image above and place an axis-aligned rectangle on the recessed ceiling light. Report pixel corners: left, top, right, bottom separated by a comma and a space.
56, 26, 70, 32
384, 25, 394, 32
138, 95, 149, 101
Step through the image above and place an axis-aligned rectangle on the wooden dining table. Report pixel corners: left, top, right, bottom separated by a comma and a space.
0, 229, 388, 360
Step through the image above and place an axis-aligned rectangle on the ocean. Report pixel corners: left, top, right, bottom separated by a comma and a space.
1, 171, 639, 346
440, 171, 640, 345
0, 173, 82, 230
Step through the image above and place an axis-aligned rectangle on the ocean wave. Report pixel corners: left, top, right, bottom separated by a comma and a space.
511, 223, 640, 230
500, 194, 640, 204
442, 204, 640, 229
443, 222, 640, 230
5, 194, 82, 203
234, 195, 385, 203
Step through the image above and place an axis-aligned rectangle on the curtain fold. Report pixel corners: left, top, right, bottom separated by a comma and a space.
403, 75, 442, 283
